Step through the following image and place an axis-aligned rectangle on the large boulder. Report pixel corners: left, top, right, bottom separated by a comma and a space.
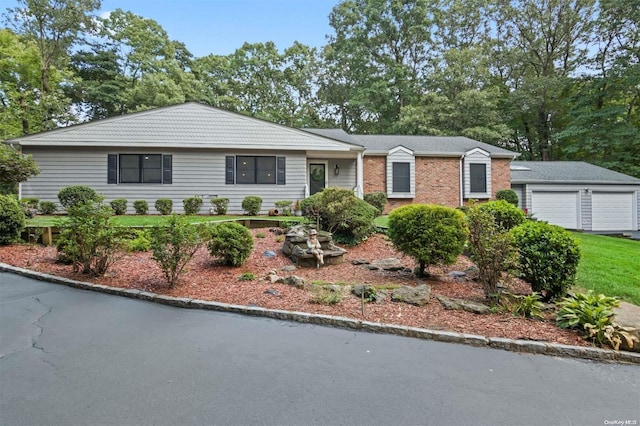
391, 285, 431, 306
613, 302, 640, 352
436, 295, 491, 314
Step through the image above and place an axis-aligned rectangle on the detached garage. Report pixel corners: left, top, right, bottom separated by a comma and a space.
511, 161, 640, 232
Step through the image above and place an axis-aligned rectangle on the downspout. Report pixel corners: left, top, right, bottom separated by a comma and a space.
459, 154, 464, 206
356, 151, 364, 199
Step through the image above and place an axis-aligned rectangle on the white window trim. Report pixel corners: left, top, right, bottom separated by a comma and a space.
387, 146, 415, 198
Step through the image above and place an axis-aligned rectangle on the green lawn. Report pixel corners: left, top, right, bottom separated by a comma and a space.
26, 215, 304, 227
571, 233, 640, 305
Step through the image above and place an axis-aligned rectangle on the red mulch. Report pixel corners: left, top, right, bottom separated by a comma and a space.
0, 229, 588, 346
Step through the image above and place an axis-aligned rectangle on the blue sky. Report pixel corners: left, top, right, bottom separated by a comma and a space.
4, 0, 339, 57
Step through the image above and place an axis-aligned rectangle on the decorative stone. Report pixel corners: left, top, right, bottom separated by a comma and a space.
448, 271, 467, 282
436, 295, 491, 314
263, 250, 277, 258
370, 258, 405, 271
281, 265, 297, 272
264, 289, 280, 297
282, 224, 347, 267
276, 275, 306, 289
391, 285, 431, 306
613, 302, 640, 352
351, 285, 385, 303
351, 259, 370, 265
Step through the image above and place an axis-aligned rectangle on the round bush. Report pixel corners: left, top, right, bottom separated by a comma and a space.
511, 221, 580, 301
211, 197, 229, 215
0, 194, 26, 245
206, 222, 254, 266
388, 204, 468, 277
133, 200, 149, 215
39, 201, 57, 215
477, 200, 525, 232
242, 196, 262, 215
110, 198, 127, 215
57, 185, 102, 209
183, 197, 203, 215
155, 198, 173, 215
496, 189, 519, 206
363, 192, 387, 215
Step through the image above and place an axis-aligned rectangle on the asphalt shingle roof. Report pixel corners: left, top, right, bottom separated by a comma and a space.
511, 161, 640, 184
6, 103, 362, 152
303, 130, 517, 157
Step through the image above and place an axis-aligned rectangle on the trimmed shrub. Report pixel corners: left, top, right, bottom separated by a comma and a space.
21, 197, 39, 208
511, 221, 580, 301
211, 197, 229, 215
363, 192, 387, 215
39, 201, 57, 215
19, 198, 37, 218
206, 221, 253, 266
149, 215, 204, 286
155, 198, 173, 215
57, 185, 102, 209
300, 187, 378, 245
56, 201, 125, 275
496, 189, 519, 206
241, 196, 262, 215
0, 194, 26, 245
110, 198, 127, 215
477, 200, 525, 232
275, 200, 293, 215
467, 203, 518, 304
388, 204, 468, 277
133, 200, 149, 215
387, 204, 468, 276
183, 197, 203, 215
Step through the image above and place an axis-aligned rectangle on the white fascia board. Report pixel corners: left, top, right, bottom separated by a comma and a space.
464, 147, 490, 157
389, 145, 414, 155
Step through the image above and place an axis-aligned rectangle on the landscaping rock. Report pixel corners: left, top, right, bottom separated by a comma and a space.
436, 295, 491, 314
352, 285, 386, 303
263, 250, 277, 258
391, 285, 431, 306
264, 289, 280, 297
277, 275, 306, 289
281, 265, 297, 272
448, 271, 467, 283
613, 302, 640, 352
370, 258, 405, 271
351, 259, 370, 265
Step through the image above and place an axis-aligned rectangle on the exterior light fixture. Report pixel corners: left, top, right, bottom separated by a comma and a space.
334, 164, 340, 176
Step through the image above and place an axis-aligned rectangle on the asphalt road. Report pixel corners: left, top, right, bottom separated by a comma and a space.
1, 272, 639, 426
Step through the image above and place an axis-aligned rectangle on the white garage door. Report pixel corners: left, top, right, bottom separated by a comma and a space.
592, 192, 634, 231
531, 191, 579, 229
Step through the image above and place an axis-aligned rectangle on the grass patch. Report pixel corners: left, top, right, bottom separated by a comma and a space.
572, 233, 640, 305
374, 215, 389, 228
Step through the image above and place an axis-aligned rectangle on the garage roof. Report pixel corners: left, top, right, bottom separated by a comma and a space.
511, 161, 640, 185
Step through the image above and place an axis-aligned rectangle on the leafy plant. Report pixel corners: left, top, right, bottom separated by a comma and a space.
56, 201, 125, 275
0, 144, 40, 195
363, 192, 387, 215
155, 198, 173, 215
238, 272, 256, 281
556, 291, 637, 350
110, 198, 127, 215
508, 293, 544, 319
183, 196, 203, 215
274, 200, 293, 215
241, 196, 262, 215
511, 221, 580, 301
496, 189, 519, 206
210, 197, 229, 215
38, 201, 57, 215
467, 203, 519, 304
477, 200, 526, 232
149, 215, 204, 286
125, 229, 151, 252
256, 232, 266, 238
133, 200, 149, 215
0, 194, 26, 245
206, 221, 254, 266
57, 185, 102, 209
19, 198, 37, 218
387, 204, 468, 277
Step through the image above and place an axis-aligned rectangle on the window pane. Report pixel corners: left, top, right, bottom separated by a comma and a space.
470, 163, 487, 192
120, 154, 140, 183
392, 162, 410, 193
142, 155, 162, 183
256, 157, 276, 184
237, 156, 255, 184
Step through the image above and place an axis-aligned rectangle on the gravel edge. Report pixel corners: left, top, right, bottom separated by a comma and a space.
2, 262, 638, 365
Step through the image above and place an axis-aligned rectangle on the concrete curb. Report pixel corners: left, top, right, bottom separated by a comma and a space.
2, 262, 639, 365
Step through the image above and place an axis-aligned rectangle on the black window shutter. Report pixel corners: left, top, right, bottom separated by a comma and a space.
108, 154, 118, 184
162, 155, 172, 184
277, 156, 286, 185
226, 156, 235, 184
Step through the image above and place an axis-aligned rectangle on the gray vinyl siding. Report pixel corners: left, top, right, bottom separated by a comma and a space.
327, 159, 356, 190
511, 184, 525, 209
21, 147, 310, 214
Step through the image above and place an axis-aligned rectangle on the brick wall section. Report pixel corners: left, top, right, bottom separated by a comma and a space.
491, 158, 512, 198
363, 155, 513, 213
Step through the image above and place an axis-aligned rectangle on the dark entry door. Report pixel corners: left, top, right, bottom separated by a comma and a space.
309, 163, 326, 195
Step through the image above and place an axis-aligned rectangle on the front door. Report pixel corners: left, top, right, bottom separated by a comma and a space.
309, 163, 327, 195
